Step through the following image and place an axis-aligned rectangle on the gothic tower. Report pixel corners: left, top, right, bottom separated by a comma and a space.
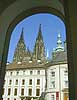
33, 24, 45, 61
13, 28, 31, 62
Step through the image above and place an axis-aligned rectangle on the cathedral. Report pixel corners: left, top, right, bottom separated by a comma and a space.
3, 24, 68, 100
13, 24, 46, 63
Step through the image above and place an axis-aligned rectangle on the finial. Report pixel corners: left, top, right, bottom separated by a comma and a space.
39, 24, 41, 32
56, 31, 64, 51
20, 27, 24, 39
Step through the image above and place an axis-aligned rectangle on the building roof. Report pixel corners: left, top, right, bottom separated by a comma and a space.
52, 51, 67, 62
6, 61, 46, 70
45, 51, 67, 68
6, 47, 67, 70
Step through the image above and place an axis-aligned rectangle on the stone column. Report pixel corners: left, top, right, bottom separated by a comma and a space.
64, 0, 77, 100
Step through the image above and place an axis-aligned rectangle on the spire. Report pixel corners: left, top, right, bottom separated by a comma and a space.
13, 28, 27, 62
33, 24, 45, 61
56, 32, 64, 51
19, 27, 24, 42
57, 32, 62, 46
37, 24, 43, 40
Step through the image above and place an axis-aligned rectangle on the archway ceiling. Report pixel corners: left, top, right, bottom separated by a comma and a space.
0, 0, 16, 14
0, 0, 64, 15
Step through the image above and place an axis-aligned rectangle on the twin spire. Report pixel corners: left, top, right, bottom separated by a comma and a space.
13, 24, 64, 62
19, 24, 43, 43
13, 24, 45, 62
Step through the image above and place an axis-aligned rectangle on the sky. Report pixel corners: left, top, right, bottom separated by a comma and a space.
7, 13, 66, 63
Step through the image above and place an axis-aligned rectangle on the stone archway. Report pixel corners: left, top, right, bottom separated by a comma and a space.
0, 0, 77, 100
0, 1, 65, 99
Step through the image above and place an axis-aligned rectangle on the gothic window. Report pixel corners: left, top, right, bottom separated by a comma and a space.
28, 89, 32, 96
37, 79, 40, 85
36, 89, 40, 96
21, 88, 24, 96
29, 79, 32, 85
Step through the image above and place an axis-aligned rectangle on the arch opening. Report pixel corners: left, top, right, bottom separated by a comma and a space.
1, 12, 66, 100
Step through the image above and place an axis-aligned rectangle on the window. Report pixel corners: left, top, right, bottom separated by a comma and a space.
15, 80, 18, 85
9, 80, 12, 85
21, 88, 24, 96
14, 88, 17, 96
23, 70, 25, 74
52, 81, 55, 88
8, 88, 11, 95
16, 71, 19, 75
37, 79, 40, 85
37, 70, 40, 75
51, 95, 55, 100
36, 89, 40, 96
65, 81, 68, 87
10, 72, 12, 75
64, 70, 68, 76
30, 71, 33, 75
29, 79, 32, 85
51, 71, 55, 77
22, 79, 25, 85
28, 89, 32, 96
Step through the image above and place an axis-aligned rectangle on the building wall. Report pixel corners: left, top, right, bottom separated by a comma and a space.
3, 69, 45, 100
2, 63, 68, 100
46, 63, 68, 100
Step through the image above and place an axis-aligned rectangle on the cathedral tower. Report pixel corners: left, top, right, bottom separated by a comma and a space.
13, 28, 31, 62
33, 24, 45, 61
